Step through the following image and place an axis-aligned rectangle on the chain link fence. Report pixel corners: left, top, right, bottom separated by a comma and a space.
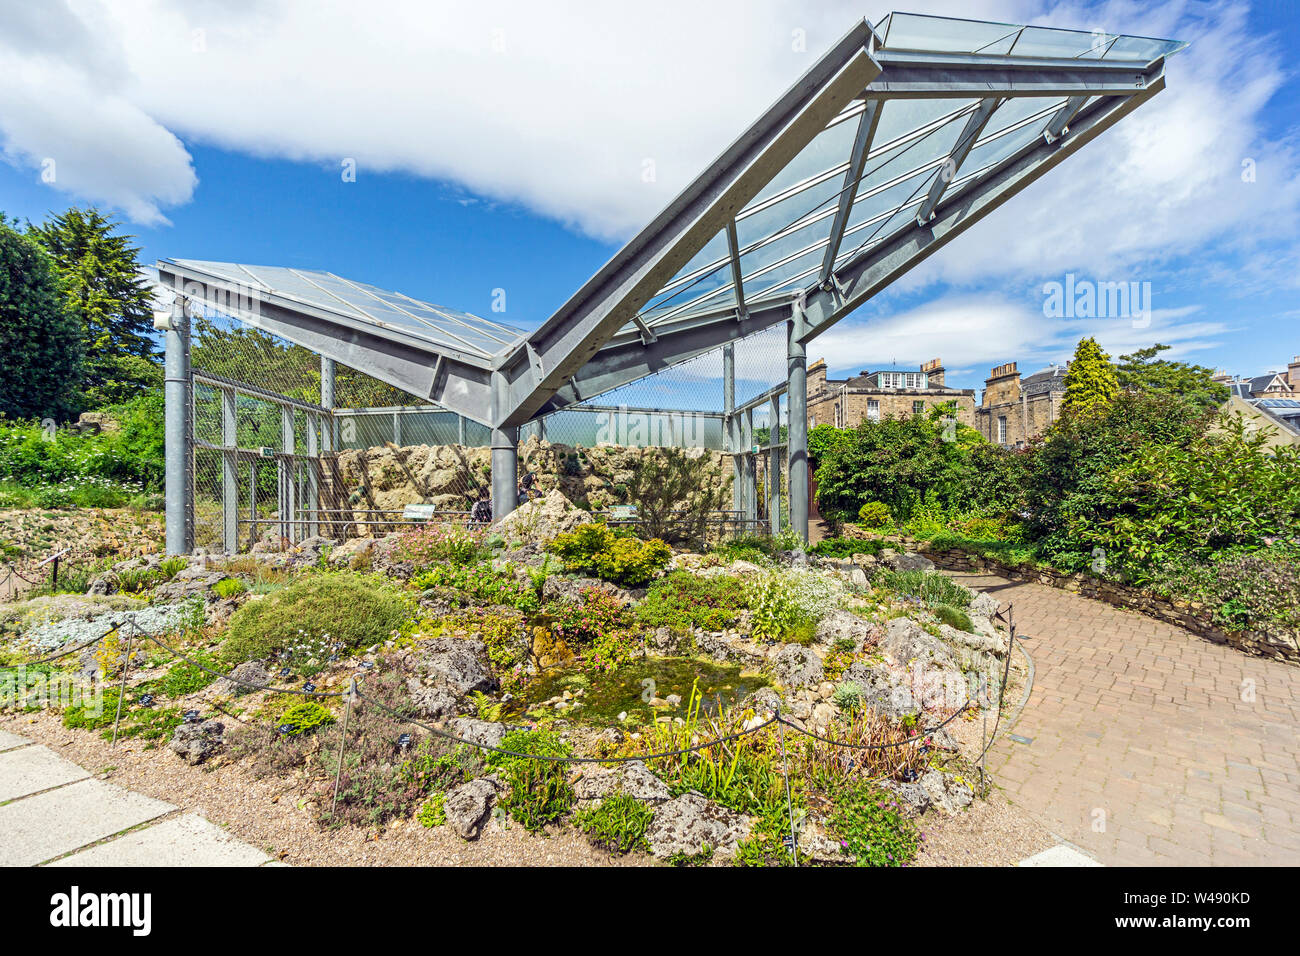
186, 309, 797, 551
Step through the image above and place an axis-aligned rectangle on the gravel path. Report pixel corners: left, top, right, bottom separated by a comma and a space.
2, 709, 1055, 866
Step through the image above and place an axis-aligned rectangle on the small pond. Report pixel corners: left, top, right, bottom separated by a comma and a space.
506, 656, 771, 725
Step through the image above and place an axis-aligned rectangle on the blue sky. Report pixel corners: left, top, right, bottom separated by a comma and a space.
1, 0, 1298, 397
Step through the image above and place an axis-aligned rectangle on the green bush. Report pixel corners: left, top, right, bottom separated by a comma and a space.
159, 652, 218, 697
572, 794, 654, 854
830, 784, 920, 866
213, 577, 247, 599
933, 604, 975, 633
221, 572, 411, 665
635, 571, 745, 633
809, 537, 886, 558
410, 561, 540, 613
278, 700, 336, 735
549, 523, 671, 587
417, 793, 446, 828
857, 501, 893, 530
485, 729, 575, 832
745, 568, 840, 644
879, 569, 971, 608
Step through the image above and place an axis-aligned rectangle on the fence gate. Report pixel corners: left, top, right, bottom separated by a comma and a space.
191, 372, 339, 553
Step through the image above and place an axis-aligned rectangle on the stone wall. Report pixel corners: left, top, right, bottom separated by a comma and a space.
918, 544, 1300, 666
335, 434, 732, 512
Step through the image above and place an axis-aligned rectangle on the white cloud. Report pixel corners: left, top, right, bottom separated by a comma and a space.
808, 295, 1231, 384
0, 0, 1295, 304
0, 3, 195, 225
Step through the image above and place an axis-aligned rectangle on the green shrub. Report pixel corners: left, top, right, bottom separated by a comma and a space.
221, 572, 411, 665
933, 604, 975, 633
159, 652, 218, 697
485, 729, 575, 832
745, 569, 840, 644
547, 587, 638, 671
213, 577, 247, 599
417, 793, 446, 828
278, 700, 335, 735
832, 682, 864, 713
62, 689, 120, 732
549, 523, 671, 586
857, 501, 893, 530
809, 537, 886, 558
572, 793, 654, 854
624, 446, 729, 547
635, 571, 745, 633
393, 524, 486, 568
410, 561, 540, 613
830, 784, 920, 867
879, 569, 971, 608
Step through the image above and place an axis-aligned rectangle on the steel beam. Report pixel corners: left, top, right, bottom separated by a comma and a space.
819, 98, 882, 288
915, 97, 999, 226
798, 82, 1164, 342
490, 425, 518, 522
157, 263, 494, 425
497, 21, 882, 427
868, 49, 1164, 97
1044, 94, 1088, 143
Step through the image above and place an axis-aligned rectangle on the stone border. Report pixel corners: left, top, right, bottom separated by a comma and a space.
919, 543, 1299, 666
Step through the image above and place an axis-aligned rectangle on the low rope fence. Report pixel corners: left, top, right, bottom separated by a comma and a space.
2, 604, 1021, 865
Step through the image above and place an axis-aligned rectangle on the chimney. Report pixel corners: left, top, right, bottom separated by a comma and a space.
807, 358, 828, 398
982, 362, 1021, 407
1289, 355, 1300, 389
920, 357, 945, 387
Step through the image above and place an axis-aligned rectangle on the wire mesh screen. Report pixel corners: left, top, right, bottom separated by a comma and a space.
186, 307, 796, 549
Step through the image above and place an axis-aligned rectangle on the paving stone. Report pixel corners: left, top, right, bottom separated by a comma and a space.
1018, 845, 1103, 867
946, 570, 1300, 866
0, 779, 174, 866
48, 813, 271, 867
0, 745, 90, 802
0, 730, 29, 752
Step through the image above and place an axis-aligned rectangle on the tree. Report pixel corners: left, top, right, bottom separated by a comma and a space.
0, 221, 84, 420
1061, 336, 1118, 417
1115, 344, 1228, 411
28, 207, 160, 409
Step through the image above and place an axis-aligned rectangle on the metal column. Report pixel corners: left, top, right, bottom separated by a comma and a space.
221, 386, 238, 553
321, 356, 336, 448
741, 407, 756, 525
723, 343, 738, 513
164, 298, 193, 556
279, 405, 295, 544
768, 393, 781, 534
490, 426, 519, 522
787, 317, 809, 544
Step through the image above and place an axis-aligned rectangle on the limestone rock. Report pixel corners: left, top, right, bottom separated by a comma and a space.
494, 490, 591, 544
572, 760, 673, 805
815, 608, 880, 650
444, 778, 497, 840
169, 719, 225, 765
769, 644, 823, 691
644, 792, 751, 860
213, 661, 270, 696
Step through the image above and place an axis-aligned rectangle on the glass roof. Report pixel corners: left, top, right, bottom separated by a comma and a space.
164, 259, 525, 360
622, 11, 1185, 339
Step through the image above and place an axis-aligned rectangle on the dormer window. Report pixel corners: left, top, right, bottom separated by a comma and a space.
877, 371, 927, 389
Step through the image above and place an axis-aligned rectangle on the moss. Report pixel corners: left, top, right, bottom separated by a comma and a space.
220, 571, 411, 665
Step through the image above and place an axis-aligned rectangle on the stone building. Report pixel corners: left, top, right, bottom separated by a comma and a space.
975, 361, 1068, 447
1215, 356, 1300, 399
806, 357, 976, 428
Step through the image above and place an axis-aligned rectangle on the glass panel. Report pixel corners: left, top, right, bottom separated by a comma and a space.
1103, 35, 1188, 60
881, 13, 1021, 53
1011, 26, 1110, 59
748, 110, 861, 207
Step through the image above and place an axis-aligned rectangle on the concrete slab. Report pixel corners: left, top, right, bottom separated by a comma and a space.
1018, 845, 1104, 867
49, 813, 271, 867
0, 745, 90, 802
0, 730, 30, 752
0, 778, 174, 866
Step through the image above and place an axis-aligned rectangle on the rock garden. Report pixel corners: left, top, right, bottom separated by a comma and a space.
0, 490, 1027, 866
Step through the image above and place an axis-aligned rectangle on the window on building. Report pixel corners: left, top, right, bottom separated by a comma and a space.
867, 399, 880, 420
913, 400, 925, 416
997, 416, 1007, 443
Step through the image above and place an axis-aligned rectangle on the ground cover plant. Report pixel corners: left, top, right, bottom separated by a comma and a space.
221, 571, 411, 666
634, 571, 746, 633
549, 522, 671, 586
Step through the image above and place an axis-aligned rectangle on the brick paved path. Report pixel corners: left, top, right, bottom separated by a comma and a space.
949, 571, 1300, 866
